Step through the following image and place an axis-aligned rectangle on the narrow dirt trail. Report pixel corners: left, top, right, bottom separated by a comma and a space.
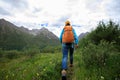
67, 66, 74, 80
60, 66, 74, 80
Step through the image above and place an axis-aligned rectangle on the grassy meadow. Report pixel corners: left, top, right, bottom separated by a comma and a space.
0, 45, 120, 80
0, 20, 120, 80
0, 50, 62, 80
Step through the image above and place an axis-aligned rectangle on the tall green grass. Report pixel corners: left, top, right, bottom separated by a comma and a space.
0, 52, 61, 80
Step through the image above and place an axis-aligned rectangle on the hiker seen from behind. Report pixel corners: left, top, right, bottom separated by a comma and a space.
59, 20, 78, 79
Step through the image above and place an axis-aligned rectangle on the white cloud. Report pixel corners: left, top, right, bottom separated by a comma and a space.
0, 0, 120, 37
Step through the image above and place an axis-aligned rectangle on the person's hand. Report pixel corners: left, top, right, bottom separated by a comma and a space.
75, 44, 78, 48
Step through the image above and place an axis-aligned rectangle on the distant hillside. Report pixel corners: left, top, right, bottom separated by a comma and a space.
78, 32, 89, 40
29, 29, 40, 35
37, 27, 58, 40
0, 19, 60, 50
29, 27, 60, 49
0, 19, 32, 50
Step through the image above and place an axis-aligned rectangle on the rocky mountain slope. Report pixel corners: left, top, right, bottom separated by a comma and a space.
0, 19, 60, 50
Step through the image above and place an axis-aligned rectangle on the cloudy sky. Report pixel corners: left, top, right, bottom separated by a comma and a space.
0, 0, 120, 37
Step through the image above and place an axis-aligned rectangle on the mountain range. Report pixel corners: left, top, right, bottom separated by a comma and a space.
0, 19, 87, 50
78, 32, 89, 40
0, 19, 59, 50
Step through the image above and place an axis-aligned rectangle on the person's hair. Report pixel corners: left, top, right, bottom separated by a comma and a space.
65, 20, 71, 26
65, 23, 70, 26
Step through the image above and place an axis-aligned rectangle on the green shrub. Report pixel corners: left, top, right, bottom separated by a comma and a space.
82, 40, 115, 68
24, 48, 40, 57
88, 21, 120, 48
4, 50, 20, 59
80, 40, 120, 79
78, 20, 120, 80
105, 52, 120, 79
0, 48, 3, 58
